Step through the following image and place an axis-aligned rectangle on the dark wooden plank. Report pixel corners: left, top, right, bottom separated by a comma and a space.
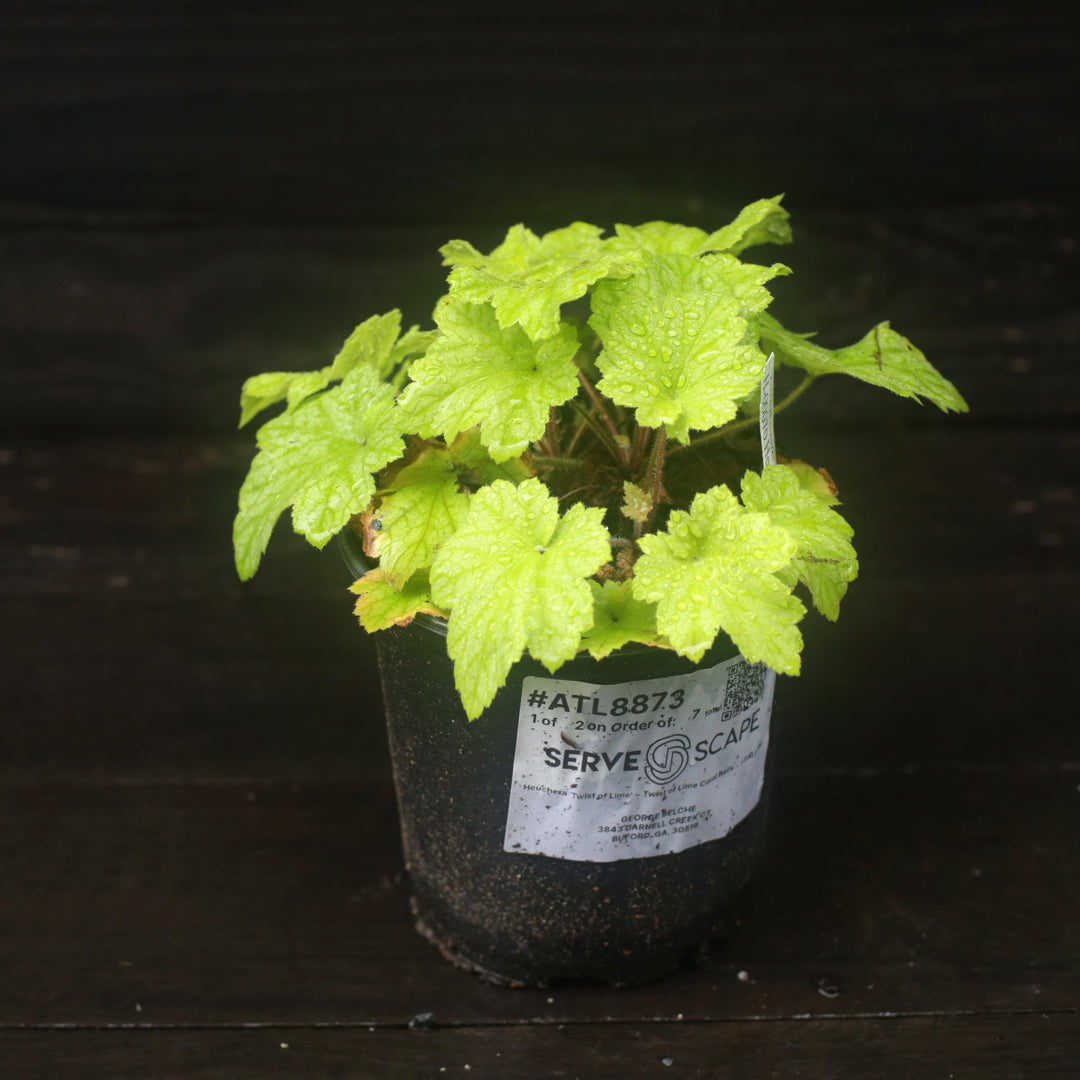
1, 209, 1076, 435
2, 575, 1077, 780
0, 229, 443, 437
1, 771, 1076, 1026
1, 427, 1077, 779
2, 425, 1077, 589
2, 3, 1076, 225
2, 10, 1074, 1073
3, 1014, 1079, 1080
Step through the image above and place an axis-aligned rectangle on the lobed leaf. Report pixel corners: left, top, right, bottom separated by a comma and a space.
610, 221, 718, 256
633, 485, 804, 671
581, 580, 661, 659
621, 480, 653, 523
757, 313, 969, 413
430, 478, 610, 719
398, 298, 580, 462
387, 325, 438, 388
232, 451, 295, 581
590, 252, 785, 443
233, 365, 405, 580
610, 196, 791, 259
349, 569, 444, 631
741, 465, 858, 621
702, 195, 792, 256
441, 222, 638, 341
447, 428, 535, 485
370, 447, 472, 587
329, 310, 404, 381
239, 370, 331, 428
785, 460, 841, 505
237, 310, 432, 426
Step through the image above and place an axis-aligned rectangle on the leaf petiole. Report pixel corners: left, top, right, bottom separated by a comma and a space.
632, 424, 653, 465
575, 362, 628, 465
572, 399, 627, 465
533, 455, 584, 469
669, 373, 817, 456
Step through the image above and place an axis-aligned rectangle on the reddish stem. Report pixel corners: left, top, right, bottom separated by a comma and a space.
575, 363, 627, 465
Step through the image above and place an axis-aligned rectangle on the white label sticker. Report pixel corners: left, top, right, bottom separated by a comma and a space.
759, 352, 777, 468
503, 655, 775, 862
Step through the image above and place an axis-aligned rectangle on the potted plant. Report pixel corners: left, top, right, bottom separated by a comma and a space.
234, 196, 967, 987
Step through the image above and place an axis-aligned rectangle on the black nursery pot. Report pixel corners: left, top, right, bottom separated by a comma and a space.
342, 533, 777, 988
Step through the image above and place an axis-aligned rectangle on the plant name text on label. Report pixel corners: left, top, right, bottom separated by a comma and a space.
504, 655, 775, 862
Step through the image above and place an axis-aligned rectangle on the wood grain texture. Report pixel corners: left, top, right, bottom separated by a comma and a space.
3, 576, 1076, 781
1, 206, 1076, 435
0, 427, 1076, 780
3, 9, 1077, 1065
3, 427, 1077, 588
2, 2, 1076, 225
1, 771, 1076, 1028
4, 1015, 1079, 1080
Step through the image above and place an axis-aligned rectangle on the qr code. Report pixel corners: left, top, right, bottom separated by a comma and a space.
721, 660, 767, 721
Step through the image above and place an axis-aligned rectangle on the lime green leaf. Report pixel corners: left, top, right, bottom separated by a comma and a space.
439, 238, 485, 265
609, 197, 790, 260
430, 478, 610, 719
702, 195, 792, 256
387, 325, 438, 388
237, 310, 430, 427
239, 370, 331, 427
786, 460, 841, 506
390, 324, 438, 363
445, 429, 535, 484
232, 451, 294, 579
581, 580, 660, 659
757, 313, 968, 413
349, 569, 444, 631
611, 221, 716, 256
233, 366, 405, 580
701, 252, 790, 314
329, 310, 404, 381
741, 465, 858, 621
441, 222, 638, 340
633, 485, 804, 671
398, 298, 580, 461
621, 480, 652, 523
372, 447, 471, 586
283, 368, 336, 408
590, 252, 785, 443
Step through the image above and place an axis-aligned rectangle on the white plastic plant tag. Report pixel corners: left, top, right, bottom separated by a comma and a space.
759, 352, 777, 467
503, 655, 776, 862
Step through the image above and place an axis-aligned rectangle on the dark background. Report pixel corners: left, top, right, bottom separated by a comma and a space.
2, 2, 1077, 1076
4, 1, 1076, 229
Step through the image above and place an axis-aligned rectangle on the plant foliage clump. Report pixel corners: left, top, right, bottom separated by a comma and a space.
234, 197, 967, 718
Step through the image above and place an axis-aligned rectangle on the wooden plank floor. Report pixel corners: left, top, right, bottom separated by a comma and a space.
3, 6, 1079, 1074
2, 221, 1077, 1075
2, 770, 1077, 1024
2, 770, 1077, 1075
